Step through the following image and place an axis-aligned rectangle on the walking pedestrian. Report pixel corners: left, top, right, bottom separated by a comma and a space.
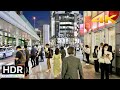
52, 48, 62, 79
31, 46, 37, 68
39, 47, 45, 62
24, 45, 30, 76
62, 47, 84, 79
60, 46, 66, 61
45, 44, 53, 72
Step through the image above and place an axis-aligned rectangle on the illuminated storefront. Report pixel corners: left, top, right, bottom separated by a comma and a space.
0, 11, 40, 47
84, 11, 116, 64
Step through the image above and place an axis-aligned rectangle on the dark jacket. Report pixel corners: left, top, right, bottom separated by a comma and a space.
45, 48, 53, 58
62, 55, 84, 79
60, 49, 66, 60
31, 48, 37, 56
25, 49, 30, 61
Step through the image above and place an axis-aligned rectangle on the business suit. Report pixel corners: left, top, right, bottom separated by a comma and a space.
62, 55, 84, 79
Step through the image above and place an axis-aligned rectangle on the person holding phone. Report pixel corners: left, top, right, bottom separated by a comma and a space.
99, 44, 113, 79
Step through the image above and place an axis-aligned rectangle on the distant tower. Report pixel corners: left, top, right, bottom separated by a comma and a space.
43, 24, 50, 45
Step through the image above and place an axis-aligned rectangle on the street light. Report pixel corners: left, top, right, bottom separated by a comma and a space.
33, 16, 36, 29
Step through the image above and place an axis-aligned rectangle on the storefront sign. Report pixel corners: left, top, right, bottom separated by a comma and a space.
98, 12, 105, 28
92, 12, 116, 24
109, 11, 119, 21
85, 16, 92, 32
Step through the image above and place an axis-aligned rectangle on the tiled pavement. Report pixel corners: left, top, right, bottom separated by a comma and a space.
25, 50, 120, 79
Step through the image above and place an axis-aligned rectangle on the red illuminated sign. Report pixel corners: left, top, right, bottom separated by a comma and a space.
85, 16, 92, 32
109, 11, 119, 21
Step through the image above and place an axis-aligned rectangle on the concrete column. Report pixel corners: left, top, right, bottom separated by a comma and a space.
115, 21, 120, 75
104, 28, 109, 44
2, 32, 5, 45
91, 31, 94, 63
0, 31, 3, 46
16, 37, 19, 46
28, 39, 32, 46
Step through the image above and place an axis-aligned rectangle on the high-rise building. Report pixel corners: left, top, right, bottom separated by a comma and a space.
51, 11, 80, 46
43, 24, 50, 45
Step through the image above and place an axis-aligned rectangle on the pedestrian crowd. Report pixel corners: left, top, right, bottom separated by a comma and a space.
14, 42, 114, 79
81, 42, 114, 79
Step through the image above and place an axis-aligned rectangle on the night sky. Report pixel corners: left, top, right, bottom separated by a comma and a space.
23, 11, 50, 29
23, 11, 83, 29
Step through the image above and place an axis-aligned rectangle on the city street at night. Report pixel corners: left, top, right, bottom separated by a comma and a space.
0, 11, 120, 79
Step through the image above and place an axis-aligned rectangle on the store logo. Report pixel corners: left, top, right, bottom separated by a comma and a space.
92, 15, 117, 24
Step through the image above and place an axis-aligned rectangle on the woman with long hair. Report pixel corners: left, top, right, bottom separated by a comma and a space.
99, 44, 113, 79
93, 46, 99, 72
52, 48, 62, 79
60, 46, 66, 61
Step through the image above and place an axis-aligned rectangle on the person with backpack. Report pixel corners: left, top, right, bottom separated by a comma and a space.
15, 46, 26, 66
39, 47, 45, 62
45, 44, 53, 72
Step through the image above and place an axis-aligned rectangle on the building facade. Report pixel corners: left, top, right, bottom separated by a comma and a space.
50, 11, 80, 46
0, 11, 40, 47
83, 11, 120, 75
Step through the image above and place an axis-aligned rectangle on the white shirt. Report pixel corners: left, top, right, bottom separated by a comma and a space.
84, 48, 90, 54
99, 51, 112, 64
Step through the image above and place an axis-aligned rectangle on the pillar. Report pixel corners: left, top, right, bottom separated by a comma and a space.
104, 28, 109, 44
115, 20, 120, 76
16, 37, 19, 46
29, 39, 32, 46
